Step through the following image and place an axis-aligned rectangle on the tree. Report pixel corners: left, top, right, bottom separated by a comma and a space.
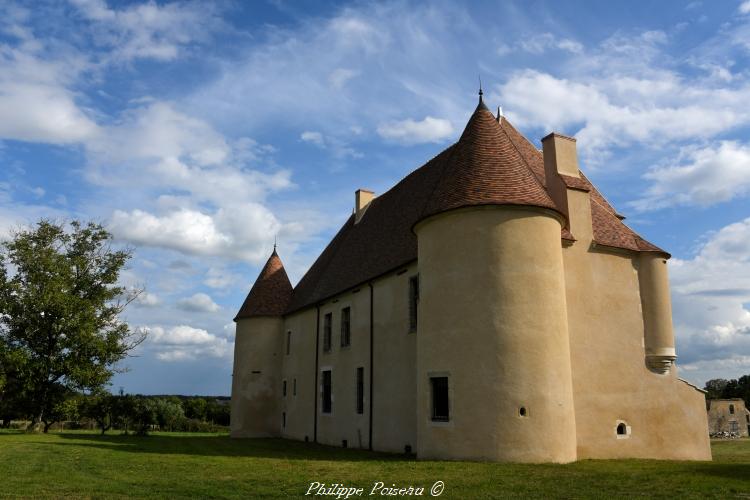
81, 392, 115, 435
704, 379, 729, 400
0, 220, 145, 432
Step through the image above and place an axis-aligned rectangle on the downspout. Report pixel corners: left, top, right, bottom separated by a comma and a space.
368, 282, 374, 451
314, 305, 320, 443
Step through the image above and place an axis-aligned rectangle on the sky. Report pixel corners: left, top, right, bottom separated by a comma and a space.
1, 0, 750, 395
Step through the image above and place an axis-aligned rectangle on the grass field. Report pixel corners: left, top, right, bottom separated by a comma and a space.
0, 431, 749, 499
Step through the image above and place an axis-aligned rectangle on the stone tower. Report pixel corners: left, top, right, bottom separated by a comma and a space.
413, 95, 577, 462
230, 248, 292, 438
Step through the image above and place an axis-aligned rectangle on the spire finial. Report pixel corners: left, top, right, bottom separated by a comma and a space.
478, 75, 483, 101
496, 105, 503, 122
273, 235, 277, 253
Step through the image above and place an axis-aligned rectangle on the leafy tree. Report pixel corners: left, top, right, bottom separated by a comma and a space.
0, 220, 145, 431
183, 397, 207, 421
81, 392, 115, 435
154, 397, 185, 431
131, 397, 158, 435
704, 379, 729, 400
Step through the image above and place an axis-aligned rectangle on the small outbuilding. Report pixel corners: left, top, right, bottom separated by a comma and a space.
707, 399, 750, 437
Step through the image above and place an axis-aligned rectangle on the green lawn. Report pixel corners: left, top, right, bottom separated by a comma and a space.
0, 431, 749, 499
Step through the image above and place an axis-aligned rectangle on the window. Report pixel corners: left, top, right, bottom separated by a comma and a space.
286, 331, 291, 355
409, 275, 419, 332
293, 378, 297, 396
341, 307, 351, 347
730, 421, 739, 433
356, 367, 364, 414
282, 412, 286, 428
430, 376, 449, 422
730, 404, 735, 415
323, 313, 332, 352
322, 370, 332, 414
616, 423, 627, 435
283, 380, 287, 397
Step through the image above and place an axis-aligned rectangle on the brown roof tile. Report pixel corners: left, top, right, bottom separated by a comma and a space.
419, 104, 561, 222
234, 250, 293, 320
279, 101, 666, 314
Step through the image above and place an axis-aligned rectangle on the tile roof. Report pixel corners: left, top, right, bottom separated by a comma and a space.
234, 249, 293, 320
243, 99, 666, 316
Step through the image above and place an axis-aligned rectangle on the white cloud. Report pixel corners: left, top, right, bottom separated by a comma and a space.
632, 141, 750, 211
135, 291, 161, 307
518, 33, 583, 54
498, 69, 748, 159
146, 324, 231, 361
740, 1, 750, 14
301, 131, 325, 147
377, 116, 453, 144
176, 293, 221, 313
70, 0, 221, 62
669, 218, 750, 384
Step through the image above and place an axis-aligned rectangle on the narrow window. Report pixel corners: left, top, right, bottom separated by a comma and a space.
730, 404, 735, 415
341, 307, 351, 347
323, 313, 332, 352
617, 423, 627, 435
356, 367, 364, 414
322, 370, 332, 414
282, 412, 286, 428
409, 275, 419, 332
283, 380, 287, 397
293, 378, 297, 396
286, 331, 291, 355
430, 376, 449, 422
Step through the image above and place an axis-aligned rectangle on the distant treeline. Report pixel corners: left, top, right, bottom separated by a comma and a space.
0, 393, 230, 434
704, 375, 750, 406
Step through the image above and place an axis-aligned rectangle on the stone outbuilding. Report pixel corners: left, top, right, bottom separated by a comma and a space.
707, 399, 750, 437
230, 91, 712, 462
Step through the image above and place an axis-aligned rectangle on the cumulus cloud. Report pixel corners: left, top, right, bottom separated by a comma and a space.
176, 293, 221, 313
146, 324, 231, 361
669, 218, 750, 384
135, 291, 161, 307
631, 141, 750, 211
740, 1, 750, 14
377, 116, 453, 144
301, 131, 325, 147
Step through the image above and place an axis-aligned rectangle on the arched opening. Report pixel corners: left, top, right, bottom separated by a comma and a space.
729, 404, 735, 415
519, 407, 527, 417
616, 423, 627, 435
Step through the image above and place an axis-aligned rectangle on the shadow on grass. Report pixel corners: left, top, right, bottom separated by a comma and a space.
42, 433, 415, 462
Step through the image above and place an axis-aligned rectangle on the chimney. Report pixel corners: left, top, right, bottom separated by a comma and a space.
354, 189, 375, 224
541, 132, 592, 241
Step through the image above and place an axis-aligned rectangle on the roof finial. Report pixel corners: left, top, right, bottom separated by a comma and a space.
496, 105, 503, 122
478, 75, 483, 102
273, 234, 277, 253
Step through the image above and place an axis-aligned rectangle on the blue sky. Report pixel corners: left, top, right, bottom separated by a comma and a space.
2, 0, 750, 395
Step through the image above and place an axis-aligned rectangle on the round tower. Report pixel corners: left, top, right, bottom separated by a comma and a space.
230, 248, 292, 438
414, 96, 577, 462
638, 252, 676, 374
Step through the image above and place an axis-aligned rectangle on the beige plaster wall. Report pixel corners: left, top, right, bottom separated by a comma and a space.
563, 189, 711, 460
372, 263, 418, 453
279, 308, 317, 442
315, 287, 372, 449
230, 316, 284, 438
415, 206, 577, 462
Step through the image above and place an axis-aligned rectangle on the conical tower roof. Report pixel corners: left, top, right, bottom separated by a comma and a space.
419, 97, 561, 223
234, 248, 293, 320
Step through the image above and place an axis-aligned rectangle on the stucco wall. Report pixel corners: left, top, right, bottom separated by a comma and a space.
415, 206, 577, 462
563, 189, 711, 460
230, 316, 284, 438
372, 263, 418, 453
279, 308, 317, 442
